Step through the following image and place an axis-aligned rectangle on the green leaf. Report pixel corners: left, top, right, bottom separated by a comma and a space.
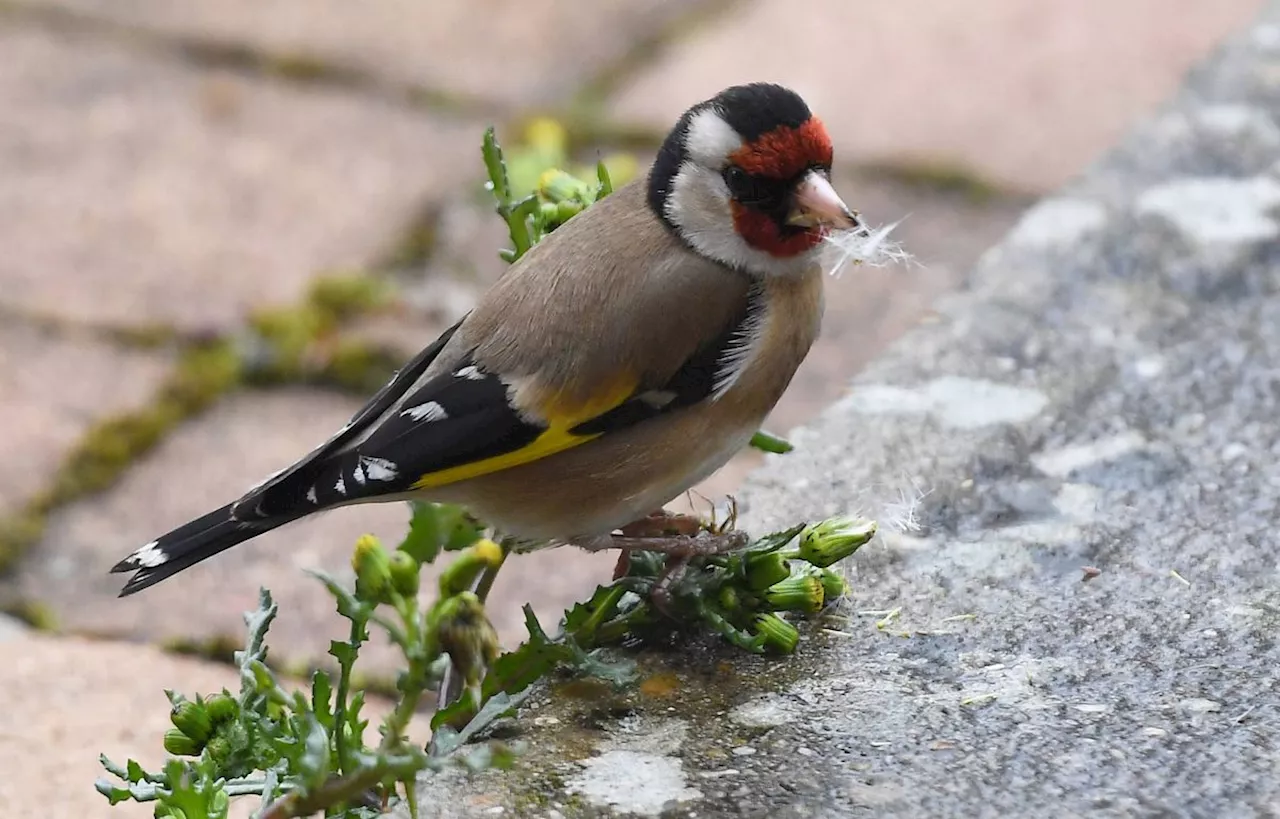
396, 502, 482, 563
432, 690, 532, 757
94, 779, 134, 806
562, 584, 627, 642
308, 570, 369, 623
295, 715, 332, 788
125, 758, 149, 784
328, 640, 355, 668
743, 524, 807, 556
596, 160, 614, 198
749, 430, 794, 454
311, 670, 333, 730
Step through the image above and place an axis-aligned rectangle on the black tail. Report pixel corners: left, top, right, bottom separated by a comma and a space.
110, 503, 294, 596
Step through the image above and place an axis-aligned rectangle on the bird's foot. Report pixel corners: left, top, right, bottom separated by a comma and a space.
572, 521, 749, 620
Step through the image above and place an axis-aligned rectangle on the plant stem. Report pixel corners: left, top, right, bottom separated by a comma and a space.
259, 758, 423, 819
332, 612, 368, 777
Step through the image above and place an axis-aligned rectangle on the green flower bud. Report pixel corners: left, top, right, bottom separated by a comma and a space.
538, 201, 561, 227
389, 550, 420, 597
537, 168, 591, 204
439, 538, 505, 596
798, 517, 877, 568
744, 551, 790, 590
351, 533, 392, 602
556, 200, 583, 223
203, 735, 232, 769
817, 568, 848, 602
761, 574, 824, 614
169, 700, 212, 743
435, 592, 501, 687
204, 693, 238, 724
163, 727, 203, 757
752, 613, 800, 654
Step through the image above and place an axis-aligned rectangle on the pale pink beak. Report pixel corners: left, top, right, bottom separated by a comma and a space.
786, 172, 861, 231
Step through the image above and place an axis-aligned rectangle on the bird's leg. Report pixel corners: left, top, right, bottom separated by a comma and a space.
618, 509, 706, 538
570, 528, 749, 558
572, 504, 748, 617
606, 509, 712, 581
574, 505, 748, 558
649, 555, 690, 619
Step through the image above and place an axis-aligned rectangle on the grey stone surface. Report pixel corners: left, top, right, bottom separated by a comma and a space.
407, 5, 1280, 817
0, 24, 479, 331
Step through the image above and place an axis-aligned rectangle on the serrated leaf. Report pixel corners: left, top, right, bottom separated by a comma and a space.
295, 715, 331, 787
307, 570, 368, 622
395, 501, 443, 563
126, 758, 148, 784
743, 524, 807, 556
562, 584, 626, 639
94, 779, 134, 805
396, 502, 482, 563
433, 690, 531, 756
310, 670, 333, 730
328, 640, 355, 668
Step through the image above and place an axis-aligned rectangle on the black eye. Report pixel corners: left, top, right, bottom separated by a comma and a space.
722, 165, 759, 201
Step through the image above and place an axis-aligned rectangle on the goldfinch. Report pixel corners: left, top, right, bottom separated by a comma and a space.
112, 83, 861, 596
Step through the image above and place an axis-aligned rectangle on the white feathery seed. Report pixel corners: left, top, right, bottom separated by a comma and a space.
820, 219, 915, 276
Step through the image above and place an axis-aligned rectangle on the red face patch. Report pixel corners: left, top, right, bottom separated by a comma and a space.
730, 117, 834, 180
731, 202, 823, 258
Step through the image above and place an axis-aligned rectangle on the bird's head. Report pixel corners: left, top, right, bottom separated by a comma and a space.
648, 83, 860, 278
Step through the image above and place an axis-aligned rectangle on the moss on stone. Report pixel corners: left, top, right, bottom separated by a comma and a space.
0, 599, 59, 632
0, 510, 48, 576
161, 633, 244, 665
321, 339, 400, 393
305, 272, 393, 321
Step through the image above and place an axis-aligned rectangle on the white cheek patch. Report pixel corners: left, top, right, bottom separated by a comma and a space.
666, 165, 812, 278
684, 109, 743, 168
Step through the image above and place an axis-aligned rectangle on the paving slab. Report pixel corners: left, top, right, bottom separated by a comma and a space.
609, 0, 1267, 192
403, 5, 1280, 816
0, 23, 479, 331
12, 388, 616, 674
0, 632, 429, 819
0, 321, 169, 516
16, 0, 716, 109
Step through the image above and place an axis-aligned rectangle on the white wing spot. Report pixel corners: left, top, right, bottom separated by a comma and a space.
306, 485, 318, 504
130, 540, 167, 568
352, 460, 367, 484
403, 400, 449, 422
455, 365, 485, 381
335, 475, 347, 495
360, 456, 399, 482
639, 390, 678, 409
